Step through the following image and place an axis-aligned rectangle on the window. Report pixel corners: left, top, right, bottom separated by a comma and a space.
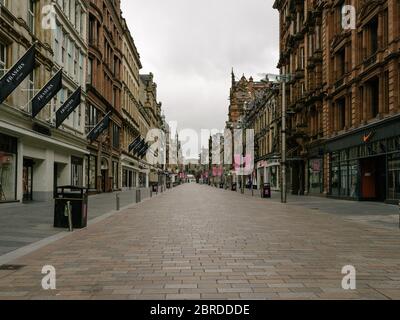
0, 133, 17, 202
337, 48, 346, 77
112, 123, 120, 149
86, 104, 98, 133
68, 40, 73, 74
28, 0, 35, 33
79, 52, 84, 84
88, 58, 93, 85
0, 42, 6, 78
85, 155, 97, 190
299, 47, 305, 70
369, 17, 379, 55
337, 97, 346, 131
71, 157, 83, 187
54, 24, 62, 64
367, 77, 379, 118
388, 154, 400, 200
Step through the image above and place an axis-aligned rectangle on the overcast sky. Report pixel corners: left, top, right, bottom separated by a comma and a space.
121, 0, 279, 135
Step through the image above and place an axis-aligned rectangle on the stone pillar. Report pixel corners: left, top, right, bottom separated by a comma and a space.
16, 140, 24, 202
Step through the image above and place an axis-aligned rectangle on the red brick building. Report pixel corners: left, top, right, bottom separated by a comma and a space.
86, 0, 124, 193
274, 0, 400, 203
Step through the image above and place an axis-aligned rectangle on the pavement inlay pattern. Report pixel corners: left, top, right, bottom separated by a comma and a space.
0, 184, 400, 300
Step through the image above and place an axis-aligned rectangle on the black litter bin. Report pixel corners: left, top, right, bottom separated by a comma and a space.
54, 186, 88, 229
262, 183, 272, 199
219, 183, 224, 189
167, 182, 171, 189
152, 185, 158, 193
231, 183, 237, 191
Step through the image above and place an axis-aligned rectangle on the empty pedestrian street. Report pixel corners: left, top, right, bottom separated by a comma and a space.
1, 184, 400, 300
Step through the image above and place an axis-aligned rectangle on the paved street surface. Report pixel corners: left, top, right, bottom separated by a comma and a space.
0, 188, 151, 256
1, 184, 400, 300
241, 188, 399, 230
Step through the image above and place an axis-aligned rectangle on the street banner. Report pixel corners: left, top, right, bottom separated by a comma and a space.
55, 87, 81, 128
87, 111, 111, 141
129, 136, 142, 153
138, 142, 150, 158
0, 44, 36, 104
32, 70, 63, 118
132, 139, 146, 155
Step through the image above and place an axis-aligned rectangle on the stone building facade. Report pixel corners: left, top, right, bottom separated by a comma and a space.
120, 17, 144, 190
86, 0, 123, 193
139, 73, 164, 188
274, 0, 400, 203
0, 0, 88, 203
244, 80, 281, 191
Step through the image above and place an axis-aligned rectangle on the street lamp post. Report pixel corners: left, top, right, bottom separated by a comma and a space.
263, 73, 292, 204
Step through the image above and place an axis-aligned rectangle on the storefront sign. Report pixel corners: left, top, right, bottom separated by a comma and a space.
0, 44, 36, 104
55, 86, 81, 128
87, 111, 111, 141
363, 131, 375, 143
32, 70, 63, 118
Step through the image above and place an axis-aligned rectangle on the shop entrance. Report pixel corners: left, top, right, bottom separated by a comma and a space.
360, 156, 386, 201
23, 159, 34, 202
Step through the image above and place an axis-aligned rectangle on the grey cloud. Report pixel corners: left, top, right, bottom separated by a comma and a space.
121, 0, 279, 133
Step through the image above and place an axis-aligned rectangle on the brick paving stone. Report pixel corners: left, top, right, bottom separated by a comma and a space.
1, 184, 400, 300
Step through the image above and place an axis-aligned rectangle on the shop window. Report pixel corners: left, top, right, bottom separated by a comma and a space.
122, 169, 128, 188
85, 155, 97, 190
308, 159, 323, 194
71, 156, 83, 187
0, 133, 17, 202
388, 154, 400, 200
340, 163, 349, 197
349, 161, 359, 199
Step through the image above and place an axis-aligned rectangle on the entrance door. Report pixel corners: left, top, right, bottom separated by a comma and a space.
23, 159, 34, 202
101, 169, 107, 192
360, 156, 386, 201
53, 163, 58, 198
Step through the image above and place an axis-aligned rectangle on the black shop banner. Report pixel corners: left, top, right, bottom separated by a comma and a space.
32, 69, 63, 118
55, 87, 81, 128
0, 44, 36, 104
87, 111, 111, 141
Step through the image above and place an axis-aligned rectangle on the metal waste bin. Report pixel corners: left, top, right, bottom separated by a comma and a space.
219, 183, 224, 189
54, 186, 88, 229
152, 184, 158, 193
231, 183, 237, 191
262, 183, 271, 199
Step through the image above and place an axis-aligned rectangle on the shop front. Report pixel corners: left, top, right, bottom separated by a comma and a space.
256, 158, 281, 191
326, 115, 400, 203
121, 154, 142, 190
0, 132, 17, 203
307, 158, 324, 195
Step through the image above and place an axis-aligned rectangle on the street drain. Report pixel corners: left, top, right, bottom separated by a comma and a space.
0, 265, 26, 271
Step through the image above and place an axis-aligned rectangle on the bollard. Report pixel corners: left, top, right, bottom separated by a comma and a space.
66, 201, 73, 232
136, 190, 141, 203
116, 193, 120, 211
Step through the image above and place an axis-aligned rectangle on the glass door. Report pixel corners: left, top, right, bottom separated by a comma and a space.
23, 159, 34, 202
